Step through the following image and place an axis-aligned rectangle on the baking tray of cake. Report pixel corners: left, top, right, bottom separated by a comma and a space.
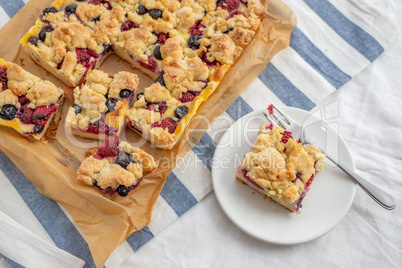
0, 0, 296, 266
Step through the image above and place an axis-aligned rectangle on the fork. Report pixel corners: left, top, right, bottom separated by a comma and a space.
264, 104, 396, 210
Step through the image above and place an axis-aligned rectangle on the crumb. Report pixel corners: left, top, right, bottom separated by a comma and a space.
19, 58, 25, 67
272, 207, 276, 212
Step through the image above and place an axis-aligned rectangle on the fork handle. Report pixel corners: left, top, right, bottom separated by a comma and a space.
325, 154, 396, 210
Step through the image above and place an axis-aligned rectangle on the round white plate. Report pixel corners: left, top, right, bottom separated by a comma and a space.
212, 107, 356, 245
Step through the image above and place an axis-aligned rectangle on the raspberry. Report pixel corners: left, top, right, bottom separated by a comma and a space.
0, 66, 8, 91
152, 118, 177, 134
156, 32, 169, 44
76, 48, 99, 70
265, 123, 273, 130
267, 104, 274, 115
281, 130, 293, 144
139, 57, 158, 72
86, 119, 110, 134
189, 20, 205, 36
199, 50, 218, 67
146, 101, 168, 114
88, 0, 112, 10
95, 137, 121, 159
18, 95, 30, 106
217, 0, 240, 13
120, 20, 139, 32
227, 10, 244, 19
179, 91, 200, 103
33, 105, 57, 124
19, 106, 34, 124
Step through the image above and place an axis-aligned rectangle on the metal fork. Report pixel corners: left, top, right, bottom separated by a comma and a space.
264, 104, 396, 210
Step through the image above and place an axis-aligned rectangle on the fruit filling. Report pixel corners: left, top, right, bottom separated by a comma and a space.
76, 48, 99, 72
0, 67, 7, 91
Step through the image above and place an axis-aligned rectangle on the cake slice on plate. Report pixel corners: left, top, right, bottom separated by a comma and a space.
0, 59, 64, 141
236, 124, 325, 213
64, 69, 138, 140
77, 136, 158, 196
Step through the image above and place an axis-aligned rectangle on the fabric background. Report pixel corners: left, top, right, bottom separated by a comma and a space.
0, 0, 401, 267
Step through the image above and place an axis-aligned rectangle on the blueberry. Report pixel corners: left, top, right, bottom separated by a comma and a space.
117, 185, 130, 197
136, 92, 144, 100
153, 45, 162, 60
28, 36, 39, 46
65, 5, 77, 14
0, 104, 17, 120
33, 124, 44, 134
106, 99, 117, 112
137, 4, 148, 15
92, 16, 100, 23
188, 35, 201, 50
43, 7, 57, 16
101, 44, 113, 55
119, 89, 132, 99
73, 104, 82, 114
39, 27, 53, 42
115, 152, 132, 169
154, 75, 165, 87
175, 106, 189, 120
149, 9, 162, 19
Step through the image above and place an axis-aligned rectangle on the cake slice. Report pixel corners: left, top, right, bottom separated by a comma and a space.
20, 2, 113, 86
65, 69, 138, 140
77, 136, 158, 196
0, 59, 64, 141
236, 124, 325, 213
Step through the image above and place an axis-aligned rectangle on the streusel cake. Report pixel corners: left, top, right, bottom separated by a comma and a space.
21, 0, 268, 149
77, 136, 158, 196
236, 124, 325, 213
0, 59, 64, 141
65, 69, 138, 140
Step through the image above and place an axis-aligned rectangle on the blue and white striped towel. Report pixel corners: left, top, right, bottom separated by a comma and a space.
0, 0, 398, 267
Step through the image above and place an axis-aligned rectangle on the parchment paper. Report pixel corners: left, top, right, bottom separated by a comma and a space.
0, 0, 296, 266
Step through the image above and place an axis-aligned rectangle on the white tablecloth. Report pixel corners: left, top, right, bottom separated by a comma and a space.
120, 1, 402, 267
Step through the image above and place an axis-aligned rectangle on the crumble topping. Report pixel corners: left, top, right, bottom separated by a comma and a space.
0, 89, 18, 107
6, 63, 41, 96
26, 81, 61, 108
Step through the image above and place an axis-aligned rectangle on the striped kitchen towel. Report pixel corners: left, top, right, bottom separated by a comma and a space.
0, 0, 398, 267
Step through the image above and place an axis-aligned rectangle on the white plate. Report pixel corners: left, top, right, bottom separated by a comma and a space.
211, 107, 356, 245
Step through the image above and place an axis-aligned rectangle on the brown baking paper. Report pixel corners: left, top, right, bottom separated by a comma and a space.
0, 0, 296, 267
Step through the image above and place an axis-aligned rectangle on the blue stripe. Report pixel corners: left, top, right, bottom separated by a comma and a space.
0, 253, 24, 268
259, 63, 316, 111
191, 133, 217, 171
0, 152, 95, 268
290, 27, 352, 89
126, 226, 154, 252
160, 173, 198, 217
225, 96, 254, 121
0, 0, 25, 18
304, 0, 384, 62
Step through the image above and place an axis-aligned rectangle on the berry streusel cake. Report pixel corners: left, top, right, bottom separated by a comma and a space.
77, 136, 158, 196
65, 69, 138, 140
20, 1, 115, 86
236, 124, 325, 213
21, 0, 268, 149
0, 59, 64, 141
